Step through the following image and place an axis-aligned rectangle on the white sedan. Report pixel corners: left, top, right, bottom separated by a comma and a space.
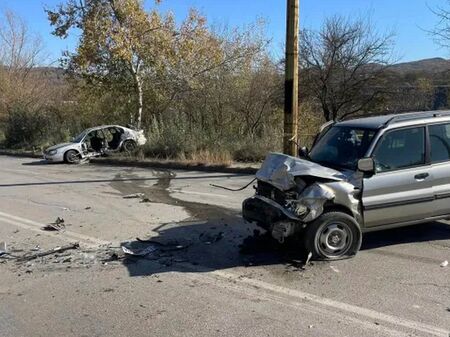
43, 125, 147, 163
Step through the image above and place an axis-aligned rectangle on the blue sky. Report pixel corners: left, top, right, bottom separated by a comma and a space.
0, 0, 447, 64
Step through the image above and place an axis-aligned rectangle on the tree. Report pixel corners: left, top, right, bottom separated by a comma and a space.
430, 1, 450, 48
299, 16, 394, 121
47, 0, 168, 129
0, 10, 47, 117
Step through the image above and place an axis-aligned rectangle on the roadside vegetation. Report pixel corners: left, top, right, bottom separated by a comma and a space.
0, 0, 449, 164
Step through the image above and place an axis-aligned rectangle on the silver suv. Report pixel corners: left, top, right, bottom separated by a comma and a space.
243, 111, 450, 260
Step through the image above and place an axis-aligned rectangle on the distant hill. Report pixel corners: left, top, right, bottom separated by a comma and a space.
10, 58, 450, 86
390, 57, 450, 75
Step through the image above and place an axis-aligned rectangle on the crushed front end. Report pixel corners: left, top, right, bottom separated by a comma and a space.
242, 153, 361, 243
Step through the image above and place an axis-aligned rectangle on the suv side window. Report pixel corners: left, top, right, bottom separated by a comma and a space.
372, 127, 425, 173
429, 123, 450, 163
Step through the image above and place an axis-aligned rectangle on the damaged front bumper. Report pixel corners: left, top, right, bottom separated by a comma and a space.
242, 195, 300, 230
242, 153, 362, 243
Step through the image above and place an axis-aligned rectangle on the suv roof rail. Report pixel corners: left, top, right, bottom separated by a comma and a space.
383, 110, 450, 127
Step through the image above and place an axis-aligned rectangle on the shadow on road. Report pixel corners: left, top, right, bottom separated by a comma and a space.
22, 160, 61, 166
109, 169, 450, 277
361, 221, 450, 250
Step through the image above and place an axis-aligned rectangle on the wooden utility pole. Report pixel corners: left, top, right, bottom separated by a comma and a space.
283, 0, 299, 156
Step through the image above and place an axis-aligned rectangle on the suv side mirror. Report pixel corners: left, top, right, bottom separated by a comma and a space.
358, 158, 375, 174
298, 146, 309, 158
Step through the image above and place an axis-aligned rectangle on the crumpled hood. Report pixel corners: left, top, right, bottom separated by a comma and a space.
46, 143, 73, 152
256, 153, 346, 191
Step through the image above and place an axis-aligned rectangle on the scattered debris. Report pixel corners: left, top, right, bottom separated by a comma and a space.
140, 197, 152, 203
42, 217, 65, 231
121, 244, 158, 257
441, 260, 448, 268
210, 178, 256, 192
305, 252, 312, 266
17, 243, 80, 262
123, 193, 145, 199
0, 242, 7, 257
199, 232, 224, 244
330, 265, 340, 273
85, 206, 92, 210
136, 238, 166, 245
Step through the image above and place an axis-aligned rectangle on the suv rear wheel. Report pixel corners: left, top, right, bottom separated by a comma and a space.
304, 211, 361, 260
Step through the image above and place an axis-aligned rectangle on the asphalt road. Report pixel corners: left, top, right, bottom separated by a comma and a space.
1, 155, 450, 337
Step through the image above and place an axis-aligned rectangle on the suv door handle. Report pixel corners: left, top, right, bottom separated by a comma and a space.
414, 173, 429, 180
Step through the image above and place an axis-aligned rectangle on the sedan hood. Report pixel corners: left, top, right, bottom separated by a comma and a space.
256, 153, 346, 191
46, 143, 73, 152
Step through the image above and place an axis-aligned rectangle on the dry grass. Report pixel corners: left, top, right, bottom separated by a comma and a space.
180, 149, 233, 166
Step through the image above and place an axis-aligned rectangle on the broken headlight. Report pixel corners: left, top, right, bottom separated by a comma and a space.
285, 200, 309, 217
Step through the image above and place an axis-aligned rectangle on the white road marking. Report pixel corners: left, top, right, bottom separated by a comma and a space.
0, 211, 110, 247
208, 269, 449, 337
1, 207, 446, 336
182, 272, 408, 337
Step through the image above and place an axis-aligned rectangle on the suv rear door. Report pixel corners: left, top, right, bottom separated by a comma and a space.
362, 126, 434, 227
429, 122, 450, 217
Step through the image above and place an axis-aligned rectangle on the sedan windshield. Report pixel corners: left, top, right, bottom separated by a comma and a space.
309, 126, 377, 170
72, 131, 87, 143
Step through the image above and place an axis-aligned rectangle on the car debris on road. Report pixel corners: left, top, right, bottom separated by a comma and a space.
42, 217, 66, 231
0, 242, 7, 257
17, 243, 80, 262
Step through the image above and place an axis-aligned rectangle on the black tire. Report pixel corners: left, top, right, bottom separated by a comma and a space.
122, 140, 136, 153
304, 211, 362, 260
64, 150, 81, 164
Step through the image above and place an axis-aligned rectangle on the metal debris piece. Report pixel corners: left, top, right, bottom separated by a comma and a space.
0, 242, 7, 256
17, 243, 80, 262
42, 217, 65, 231
139, 197, 152, 203
121, 244, 158, 257
440, 260, 448, 268
330, 265, 340, 273
123, 193, 145, 199
85, 206, 92, 210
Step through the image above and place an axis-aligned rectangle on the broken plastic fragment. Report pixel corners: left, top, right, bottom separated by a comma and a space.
440, 260, 448, 268
0, 242, 7, 256
123, 193, 145, 199
121, 244, 158, 256
42, 218, 65, 231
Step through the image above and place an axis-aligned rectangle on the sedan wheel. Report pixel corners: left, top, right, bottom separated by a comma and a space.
122, 140, 136, 152
64, 150, 80, 164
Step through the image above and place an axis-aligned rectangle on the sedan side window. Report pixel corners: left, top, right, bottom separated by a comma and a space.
429, 123, 450, 163
372, 127, 425, 173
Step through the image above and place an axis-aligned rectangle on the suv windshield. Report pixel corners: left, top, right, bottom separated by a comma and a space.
309, 126, 377, 170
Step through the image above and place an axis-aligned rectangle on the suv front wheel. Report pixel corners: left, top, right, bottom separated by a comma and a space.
304, 211, 362, 260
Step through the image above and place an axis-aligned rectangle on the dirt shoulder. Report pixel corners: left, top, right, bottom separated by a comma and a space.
0, 149, 259, 174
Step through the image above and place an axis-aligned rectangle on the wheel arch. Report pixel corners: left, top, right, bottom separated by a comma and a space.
121, 139, 137, 151
64, 149, 82, 163
323, 203, 357, 221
